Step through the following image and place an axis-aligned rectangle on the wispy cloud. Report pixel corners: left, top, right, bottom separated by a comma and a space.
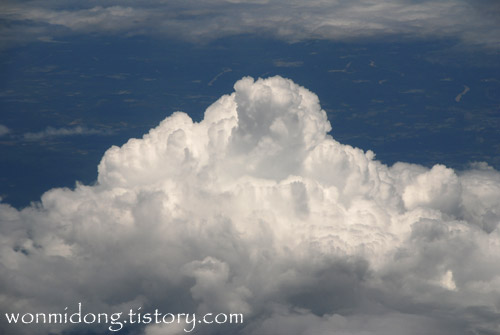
208, 68, 232, 86
455, 85, 470, 102
0, 124, 10, 136
1, 1, 500, 48
329, 61, 352, 73
273, 60, 303, 68
401, 88, 425, 94
23, 126, 111, 141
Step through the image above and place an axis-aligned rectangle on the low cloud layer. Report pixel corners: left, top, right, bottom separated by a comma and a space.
1, 76, 500, 334
1, 0, 500, 48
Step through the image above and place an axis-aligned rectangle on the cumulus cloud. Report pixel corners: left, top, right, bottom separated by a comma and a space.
23, 126, 111, 141
1, 76, 500, 335
1, 0, 500, 48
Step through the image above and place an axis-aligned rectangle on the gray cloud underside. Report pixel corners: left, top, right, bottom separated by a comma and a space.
1, 76, 500, 335
1, 0, 500, 47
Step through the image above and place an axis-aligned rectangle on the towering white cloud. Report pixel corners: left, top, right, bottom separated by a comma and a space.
1, 76, 500, 334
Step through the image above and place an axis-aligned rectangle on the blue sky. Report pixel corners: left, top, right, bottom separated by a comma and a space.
1, 25, 499, 207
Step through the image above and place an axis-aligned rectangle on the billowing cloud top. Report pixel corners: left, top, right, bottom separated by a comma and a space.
1, 0, 500, 48
1, 76, 500, 334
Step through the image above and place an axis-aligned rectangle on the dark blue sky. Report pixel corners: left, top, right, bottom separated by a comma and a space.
1, 34, 499, 207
